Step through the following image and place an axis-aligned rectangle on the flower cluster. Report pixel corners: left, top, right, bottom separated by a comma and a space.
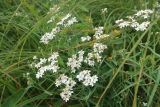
32, 52, 59, 79
81, 26, 109, 43
31, 9, 109, 101
55, 74, 76, 102
115, 9, 153, 31
81, 36, 91, 42
94, 27, 109, 40
84, 43, 107, 65
32, 24, 108, 101
94, 27, 104, 39
67, 50, 84, 73
134, 9, 153, 19
76, 70, 98, 86
40, 14, 78, 44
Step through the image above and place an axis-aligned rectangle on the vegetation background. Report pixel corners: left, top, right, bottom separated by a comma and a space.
0, 0, 160, 107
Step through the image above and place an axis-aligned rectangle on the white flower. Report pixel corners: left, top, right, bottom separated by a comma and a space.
33, 56, 37, 60
40, 14, 77, 44
51, 27, 61, 34
65, 78, 76, 88
64, 17, 78, 27
55, 74, 76, 88
67, 50, 84, 73
60, 74, 69, 84
76, 70, 91, 81
55, 74, 76, 102
35, 58, 47, 68
93, 27, 104, 39
55, 79, 61, 87
116, 9, 153, 31
48, 52, 59, 62
40, 32, 56, 44
55, 74, 68, 87
134, 9, 153, 18
135, 21, 150, 31
130, 21, 139, 28
90, 75, 98, 86
126, 16, 134, 20
60, 87, 73, 102
34, 52, 59, 79
82, 77, 91, 86
84, 52, 95, 66
93, 43, 107, 53
101, 8, 108, 14
81, 36, 91, 42
77, 70, 98, 87
94, 53, 102, 62
118, 21, 130, 28
36, 70, 44, 79
57, 14, 71, 26
83, 75, 98, 87
78, 50, 84, 62
115, 19, 124, 24
93, 27, 109, 40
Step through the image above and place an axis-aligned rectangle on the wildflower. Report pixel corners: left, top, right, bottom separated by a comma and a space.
135, 21, 150, 31
115, 9, 153, 31
118, 21, 130, 28
130, 21, 139, 28
64, 17, 78, 27
55, 74, 69, 87
57, 14, 71, 26
34, 52, 59, 79
33, 56, 37, 60
115, 19, 124, 24
84, 52, 95, 66
60, 87, 73, 102
55, 74, 76, 102
134, 9, 153, 19
94, 27, 104, 39
35, 58, 47, 68
101, 8, 108, 14
76, 70, 98, 87
40, 14, 78, 44
76, 70, 91, 81
36, 70, 44, 79
83, 75, 98, 87
81, 36, 91, 42
40, 32, 56, 44
93, 43, 107, 53
67, 50, 84, 73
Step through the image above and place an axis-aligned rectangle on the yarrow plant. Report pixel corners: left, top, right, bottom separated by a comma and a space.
30, 13, 108, 101
31, 52, 59, 79
31, 49, 103, 101
40, 13, 78, 44
30, 6, 156, 103
115, 9, 153, 31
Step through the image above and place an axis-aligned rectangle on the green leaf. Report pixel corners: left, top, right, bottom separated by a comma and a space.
16, 93, 48, 107
2, 88, 28, 107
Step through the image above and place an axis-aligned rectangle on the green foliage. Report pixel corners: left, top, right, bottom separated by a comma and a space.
0, 0, 160, 107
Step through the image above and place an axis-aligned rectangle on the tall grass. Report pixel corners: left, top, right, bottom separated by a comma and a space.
0, 0, 160, 107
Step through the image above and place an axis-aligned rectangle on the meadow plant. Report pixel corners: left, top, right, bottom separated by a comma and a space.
115, 9, 153, 31
30, 6, 157, 103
